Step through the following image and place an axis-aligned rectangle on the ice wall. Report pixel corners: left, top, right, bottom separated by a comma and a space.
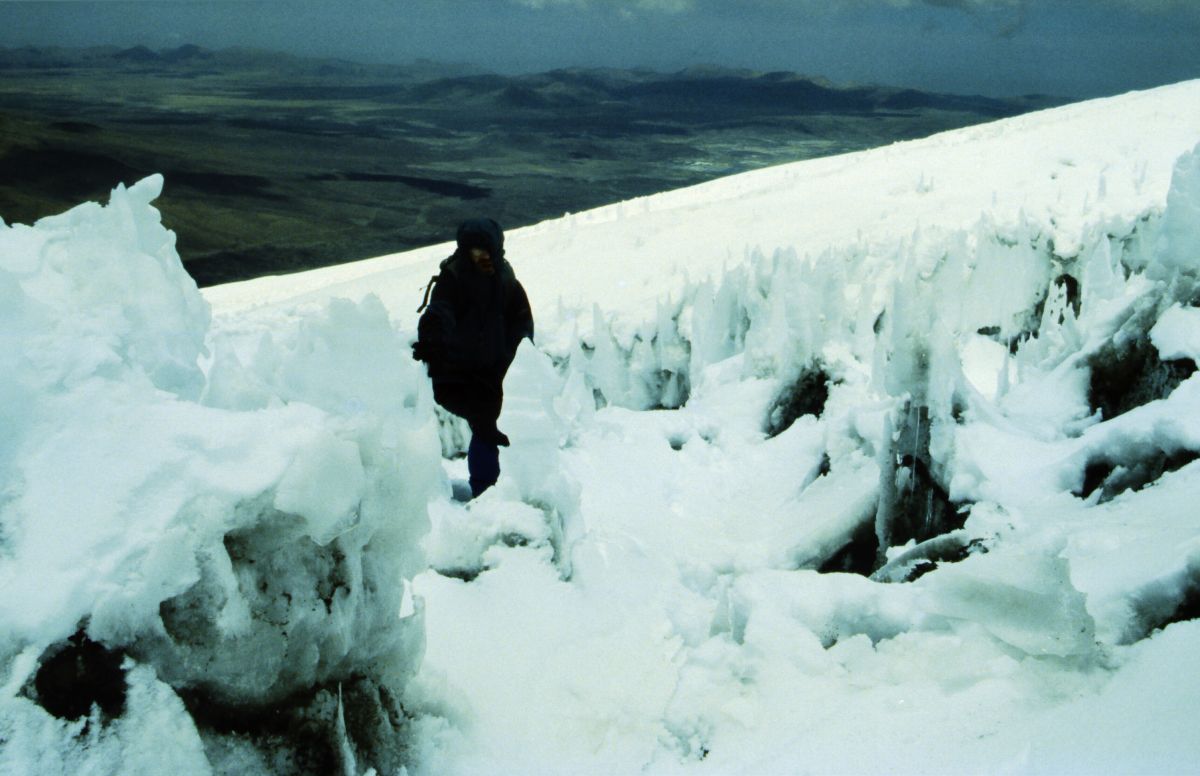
0, 178, 438, 774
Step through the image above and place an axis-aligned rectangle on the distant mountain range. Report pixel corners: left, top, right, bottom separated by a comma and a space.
0, 44, 483, 79
0, 44, 1061, 117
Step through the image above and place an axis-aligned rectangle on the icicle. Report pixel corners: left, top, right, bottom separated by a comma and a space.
335, 684, 358, 776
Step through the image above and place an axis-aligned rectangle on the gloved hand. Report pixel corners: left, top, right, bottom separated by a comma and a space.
477, 426, 511, 447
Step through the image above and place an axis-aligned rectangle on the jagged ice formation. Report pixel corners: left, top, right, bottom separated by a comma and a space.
3, 80, 1200, 774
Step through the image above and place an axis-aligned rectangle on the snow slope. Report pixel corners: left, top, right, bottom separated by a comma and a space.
205, 80, 1200, 335
2, 80, 1200, 774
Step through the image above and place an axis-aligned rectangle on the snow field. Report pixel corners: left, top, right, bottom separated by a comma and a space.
0, 80, 1199, 773
396, 86, 1200, 773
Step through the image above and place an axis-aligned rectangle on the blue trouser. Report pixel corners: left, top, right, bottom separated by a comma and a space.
468, 433, 500, 497
431, 377, 503, 498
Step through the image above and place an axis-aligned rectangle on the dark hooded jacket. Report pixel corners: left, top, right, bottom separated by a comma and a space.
415, 218, 534, 430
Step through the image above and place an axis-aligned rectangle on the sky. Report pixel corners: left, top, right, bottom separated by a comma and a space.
1, 0, 1198, 98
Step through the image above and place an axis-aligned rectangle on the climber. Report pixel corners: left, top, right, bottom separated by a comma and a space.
412, 218, 534, 497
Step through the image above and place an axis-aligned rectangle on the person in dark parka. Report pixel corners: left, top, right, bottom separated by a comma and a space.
413, 218, 534, 497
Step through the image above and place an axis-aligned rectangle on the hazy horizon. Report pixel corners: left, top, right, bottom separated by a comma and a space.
2, 1, 1198, 100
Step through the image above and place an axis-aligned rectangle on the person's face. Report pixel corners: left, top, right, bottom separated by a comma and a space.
469, 246, 494, 275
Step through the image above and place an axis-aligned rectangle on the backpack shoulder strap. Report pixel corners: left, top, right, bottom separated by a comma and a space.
416, 274, 438, 313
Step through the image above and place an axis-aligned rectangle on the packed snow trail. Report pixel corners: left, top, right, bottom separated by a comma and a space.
1, 81, 1199, 774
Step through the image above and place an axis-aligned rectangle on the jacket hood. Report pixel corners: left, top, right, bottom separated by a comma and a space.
456, 218, 505, 260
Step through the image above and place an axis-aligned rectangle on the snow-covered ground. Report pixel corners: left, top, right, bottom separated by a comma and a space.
3, 80, 1200, 774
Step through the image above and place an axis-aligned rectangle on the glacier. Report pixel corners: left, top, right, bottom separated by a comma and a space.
2, 80, 1200, 774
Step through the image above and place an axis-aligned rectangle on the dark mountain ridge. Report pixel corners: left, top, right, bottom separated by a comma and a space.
0, 44, 1061, 110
